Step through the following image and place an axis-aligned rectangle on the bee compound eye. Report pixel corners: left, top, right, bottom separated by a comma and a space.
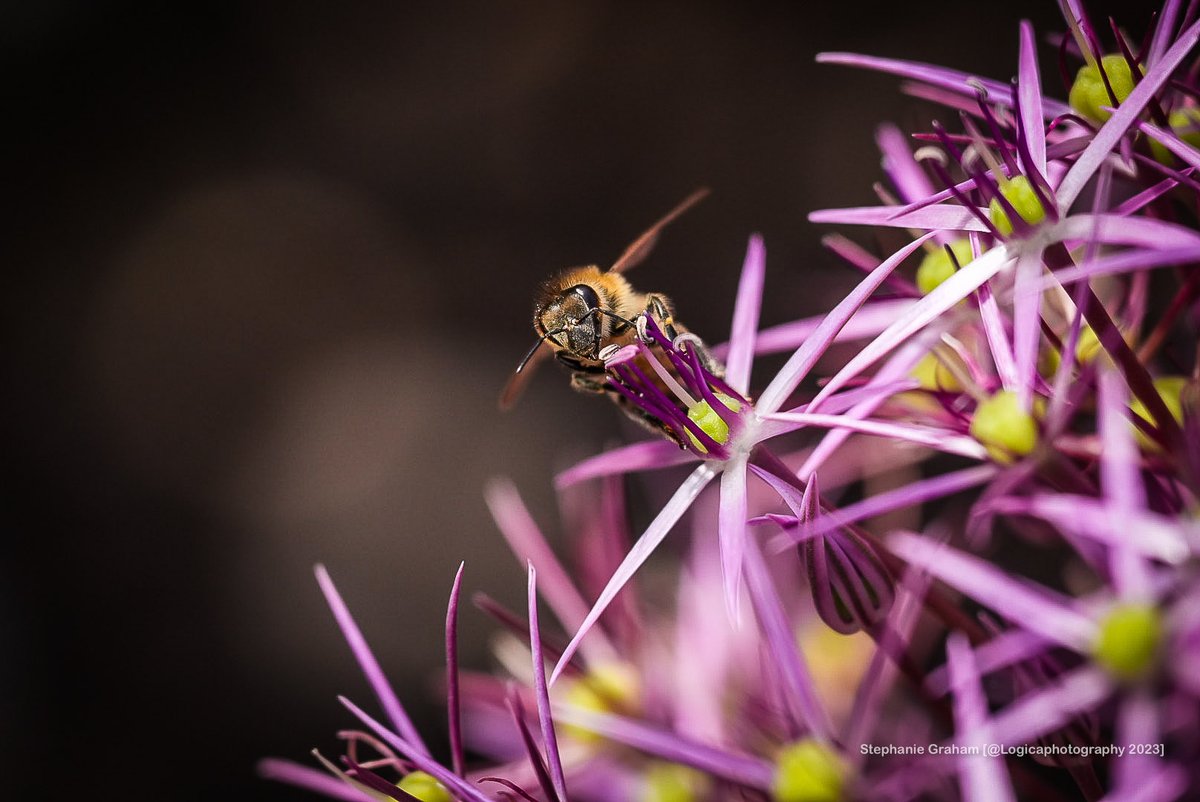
568, 284, 601, 311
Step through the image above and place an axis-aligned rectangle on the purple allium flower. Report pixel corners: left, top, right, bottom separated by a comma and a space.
268, 3, 1200, 800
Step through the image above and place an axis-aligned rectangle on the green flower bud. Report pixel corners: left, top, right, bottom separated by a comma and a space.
1069, 54, 1139, 122
641, 763, 705, 802
1129, 375, 1187, 449
916, 240, 975, 295
686, 392, 743, 452
1149, 106, 1200, 164
773, 740, 846, 802
970, 390, 1042, 463
1093, 603, 1162, 681
988, 175, 1047, 236
910, 352, 964, 393
397, 771, 452, 802
562, 662, 639, 744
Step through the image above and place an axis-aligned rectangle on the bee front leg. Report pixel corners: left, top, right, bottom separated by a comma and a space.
643, 293, 678, 340
634, 293, 678, 343
569, 371, 609, 395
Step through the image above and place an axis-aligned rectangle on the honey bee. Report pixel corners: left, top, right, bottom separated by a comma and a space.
500, 189, 718, 443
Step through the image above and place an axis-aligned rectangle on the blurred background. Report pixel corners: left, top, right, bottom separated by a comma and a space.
3, 1, 1149, 799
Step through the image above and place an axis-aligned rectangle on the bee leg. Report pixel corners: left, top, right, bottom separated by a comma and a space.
569, 370, 610, 395
644, 293, 679, 340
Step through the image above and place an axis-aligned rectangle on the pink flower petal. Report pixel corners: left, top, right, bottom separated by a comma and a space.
340, 696, 495, 802
258, 758, 376, 802
550, 464, 718, 685
314, 565, 430, 757
877, 122, 936, 204
757, 232, 939, 415
1045, 245, 1200, 287
526, 565, 568, 802
764, 412, 988, 460
713, 298, 916, 359
816, 52, 1069, 117
718, 457, 749, 621
1011, 250, 1044, 410
725, 235, 766, 395
808, 204, 990, 232
1054, 213, 1200, 250
485, 478, 617, 664
1141, 120, 1200, 169
555, 440, 698, 489
946, 633, 1017, 802
982, 665, 1112, 748
806, 245, 1012, 411
887, 533, 1098, 650
1017, 21, 1047, 176
976, 281, 1020, 390
1148, 0, 1186, 67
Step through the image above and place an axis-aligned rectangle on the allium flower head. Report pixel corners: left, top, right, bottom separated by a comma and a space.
267, 3, 1200, 801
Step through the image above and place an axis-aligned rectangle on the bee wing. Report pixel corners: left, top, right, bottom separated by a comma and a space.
499, 340, 552, 410
607, 187, 709, 275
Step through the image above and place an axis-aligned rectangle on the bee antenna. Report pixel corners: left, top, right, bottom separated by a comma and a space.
515, 328, 566, 373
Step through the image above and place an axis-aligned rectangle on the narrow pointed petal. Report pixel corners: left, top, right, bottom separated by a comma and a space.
555, 440, 698, 489
807, 247, 1013, 412
550, 464, 718, 685
764, 413, 989, 460
1053, 214, 1200, 250
551, 706, 774, 790
987, 494, 1191, 564
314, 565, 430, 757
946, 633, 1017, 802
757, 232, 939, 415
725, 235, 766, 395
485, 478, 617, 663
1017, 21, 1047, 176
816, 52, 1069, 116
527, 566, 569, 802
1097, 368, 1156, 598
1141, 120, 1200, 169
743, 532, 834, 741
1057, 18, 1200, 210
1011, 250, 1044, 410
719, 457, 749, 622
877, 123, 936, 203
340, 696, 495, 802
445, 562, 466, 777
1114, 170, 1197, 216
925, 628, 1052, 697
1113, 691, 1162, 792
809, 204, 990, 232
976, 282, 1020, 390
1148, 0, 1185, 66
981, 665, 1112, 747
715, 298, 916, 359
768, 465, 997, 552
887, 533, 1098, 649
799, 338, 935, 480
258, 758, 377, 802
1047, 245, 1200, 286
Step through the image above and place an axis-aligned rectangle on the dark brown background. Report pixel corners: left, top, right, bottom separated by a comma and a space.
3, 1, 1149, 799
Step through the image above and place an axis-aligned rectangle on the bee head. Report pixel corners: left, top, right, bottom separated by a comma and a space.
537, 284, 603, 358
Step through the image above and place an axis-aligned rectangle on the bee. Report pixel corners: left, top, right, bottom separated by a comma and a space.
500, 189, 719, 444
